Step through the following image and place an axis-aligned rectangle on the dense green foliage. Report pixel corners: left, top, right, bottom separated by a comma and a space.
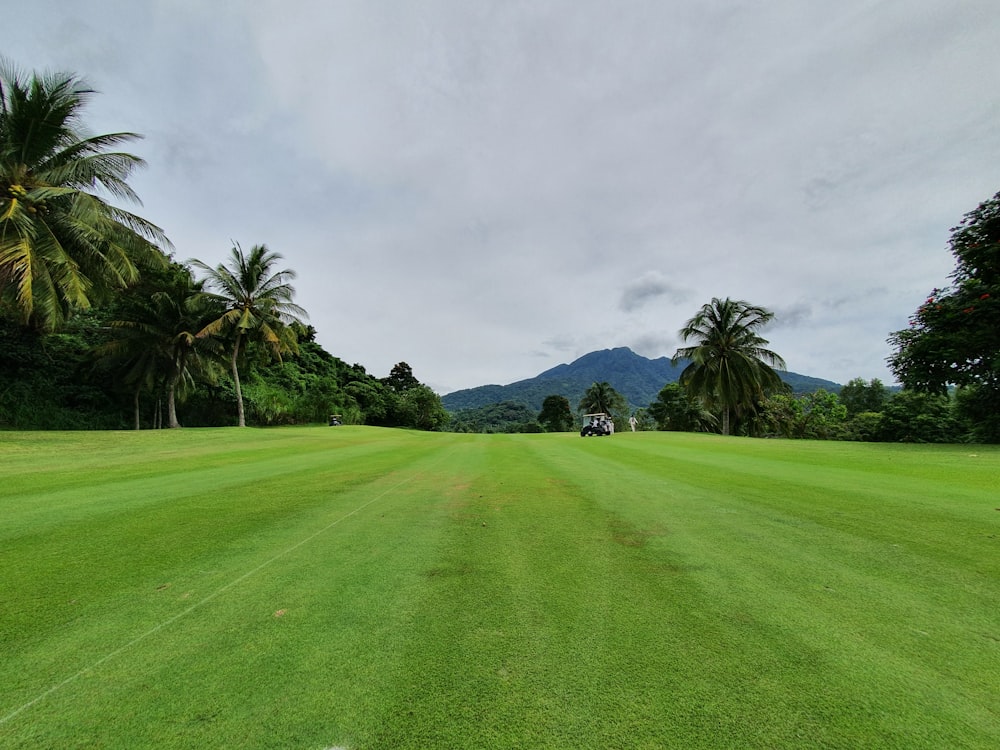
537, 394, 574, 432
760, 389, 848, 439
100, 263, 224, 428
889, 190, 1000, 442
382, 361, 420, 392
647, 382, 717, 432
448, 400, 541, 433
0, 313, 125, 428
877, 390, 964, 443
448, 393, 591, 434
0, 62, 445, 432
2, 428, 998, 748
646, 373, 985, 443
837, 377, 889, 416
0, 310, 444, 429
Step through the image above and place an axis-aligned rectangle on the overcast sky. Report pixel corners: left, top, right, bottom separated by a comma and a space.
7, 1, 1000, 393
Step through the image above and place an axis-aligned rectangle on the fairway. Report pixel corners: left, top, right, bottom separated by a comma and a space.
1, 427, 998, 749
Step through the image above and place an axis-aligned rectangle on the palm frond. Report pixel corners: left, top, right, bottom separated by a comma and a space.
1, 61, 168, 329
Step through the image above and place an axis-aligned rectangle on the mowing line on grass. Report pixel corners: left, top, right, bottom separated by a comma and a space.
0, 464, 433, 727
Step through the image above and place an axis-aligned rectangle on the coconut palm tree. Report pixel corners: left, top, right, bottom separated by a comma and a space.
672, 297, 786, 435
579, 381, 621, 415
578, 381, 629, 430
0, 60, 168, 330
100, 269, 224, 428
191, 243, 307, 427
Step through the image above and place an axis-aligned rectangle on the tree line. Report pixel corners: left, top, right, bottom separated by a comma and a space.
0, 60, 447, 430
472, 224, 998, 442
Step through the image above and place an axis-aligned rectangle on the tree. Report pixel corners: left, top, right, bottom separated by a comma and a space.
799, 389, 847, 438
345, 379, 390, 424
843, 411, 883, 442
398, 384, 449, 431
878, 390, 962, 443
647, 382, 717, 432
0, 60, 168, 330
99, 266, 223, 428
578, 381, 629, 426
761, 389, 847, 439
538, 394, 574, 432
888, 191, 1000, 441
192, 243, 307, 426
760, 393, 804, 439
837, 377, 888, 417
672, 297, 786, 435
383, 361, 419, 392
953, 385, 1000, 443
0, 309, 130, 429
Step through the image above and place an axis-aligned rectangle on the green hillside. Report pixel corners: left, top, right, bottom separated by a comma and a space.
443, 346, 840, 412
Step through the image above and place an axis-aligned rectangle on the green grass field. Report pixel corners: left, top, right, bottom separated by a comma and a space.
1, 427, 998, 749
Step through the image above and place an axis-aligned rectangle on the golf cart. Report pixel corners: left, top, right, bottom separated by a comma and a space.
328, 414, 343, 426
580, 412, 613, 437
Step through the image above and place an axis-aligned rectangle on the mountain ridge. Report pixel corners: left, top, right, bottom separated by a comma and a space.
442, 346, 841, 413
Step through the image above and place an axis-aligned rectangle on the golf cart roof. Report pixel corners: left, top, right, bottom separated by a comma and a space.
583, 412, 609, 418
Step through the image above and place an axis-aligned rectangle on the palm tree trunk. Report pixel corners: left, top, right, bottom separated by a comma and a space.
167, 355, 184, 428
167, 383, 180, 428
231, 333, 245, 427
133, 387, 141, 430
722, 407, 731, 436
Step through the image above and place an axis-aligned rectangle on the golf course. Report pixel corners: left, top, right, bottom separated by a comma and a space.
1, 426, 997, 749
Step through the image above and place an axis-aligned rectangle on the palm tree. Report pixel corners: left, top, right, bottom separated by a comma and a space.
671, 297, 786, 435
191, 243, 307, 427
99, 269, 223, 428
578, 381, 629, 427
0, 60, 168, 330
579, 381, 618, 414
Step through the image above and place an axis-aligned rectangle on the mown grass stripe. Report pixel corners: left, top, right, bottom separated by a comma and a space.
0, 430, 461, 733
1, 455, 438, 728
1, 428, 997, 749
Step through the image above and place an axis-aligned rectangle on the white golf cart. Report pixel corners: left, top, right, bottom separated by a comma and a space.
580, 412, 613, 437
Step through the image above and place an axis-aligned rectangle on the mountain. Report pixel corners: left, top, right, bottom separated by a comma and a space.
442, 347, 841, 413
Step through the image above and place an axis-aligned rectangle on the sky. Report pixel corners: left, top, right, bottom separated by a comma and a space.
6, 1, 1000, 394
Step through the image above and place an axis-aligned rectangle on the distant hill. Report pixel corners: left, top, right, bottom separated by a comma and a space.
442, 347, 841, 413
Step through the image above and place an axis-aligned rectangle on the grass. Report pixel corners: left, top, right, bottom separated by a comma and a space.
0, 427, 998, 749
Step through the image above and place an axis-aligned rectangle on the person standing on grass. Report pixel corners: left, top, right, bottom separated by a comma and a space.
629, 414, 638, 432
